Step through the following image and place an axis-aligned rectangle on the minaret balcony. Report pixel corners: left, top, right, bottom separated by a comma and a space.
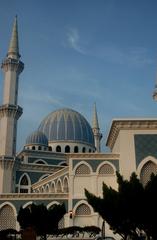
1, 58, 24, 74
0, 104, 23, 119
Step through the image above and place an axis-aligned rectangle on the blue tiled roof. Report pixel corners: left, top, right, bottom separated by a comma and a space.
38, 108, 94, 145
26, 131, 48, 146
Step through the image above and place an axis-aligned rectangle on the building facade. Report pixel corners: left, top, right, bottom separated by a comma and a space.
0, 18, 157, 238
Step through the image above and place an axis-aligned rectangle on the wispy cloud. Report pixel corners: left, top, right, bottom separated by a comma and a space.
91, 45, 153, 67
64, 27, 153, 67
65, 27, 86, 54
20, 87, 64, 107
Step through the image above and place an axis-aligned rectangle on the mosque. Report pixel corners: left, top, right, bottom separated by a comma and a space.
0, 17, 157, 238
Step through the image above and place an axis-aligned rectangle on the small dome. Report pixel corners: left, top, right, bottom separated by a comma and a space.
38, 108, 94, 146
25, 131, 48, 146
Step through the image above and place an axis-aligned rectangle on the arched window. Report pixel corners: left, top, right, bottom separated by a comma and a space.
63, 177, 69, 193
50, 182, 55, 193
45, 185, 49, 193
75, 164, 90, 175
35, 160, 46, 165
38, 146, 41, 150
75, 203, 91, 216
49, 146, 52, 151
32, 146, 35, 150
56, 180, 62, 193
56, 145, 61, 152
0, 205, 16, 230
89, 149, 91, 153
19, 174, 30, 193
82, 147, 86, 153
98, 164, 114, 175
140, 161, 157, 186
65, 145, 70, 153
74, 146, 78, 153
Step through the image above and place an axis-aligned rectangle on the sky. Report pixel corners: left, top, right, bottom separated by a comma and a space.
0, 0, 157, 152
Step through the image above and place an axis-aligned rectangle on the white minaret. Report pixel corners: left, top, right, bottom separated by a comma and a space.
92, 103, 102, 152
0, 17, 24, 193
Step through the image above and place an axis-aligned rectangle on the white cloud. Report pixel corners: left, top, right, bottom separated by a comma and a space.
66, 27, 86, 54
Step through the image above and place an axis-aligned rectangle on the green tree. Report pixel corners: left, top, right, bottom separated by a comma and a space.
17, 203, 66, 240
85, 172, 145, 240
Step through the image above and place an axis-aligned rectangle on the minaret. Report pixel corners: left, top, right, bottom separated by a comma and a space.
0, 17, 24, 192
153, 83, 157, 101
92, 103, 102, 152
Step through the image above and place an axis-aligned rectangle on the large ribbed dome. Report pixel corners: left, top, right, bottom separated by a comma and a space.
38, 108, 94, 145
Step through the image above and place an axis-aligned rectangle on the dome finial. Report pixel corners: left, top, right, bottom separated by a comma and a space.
7, 15, 20, 59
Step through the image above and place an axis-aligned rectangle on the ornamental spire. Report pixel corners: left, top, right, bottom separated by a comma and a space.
7, 15, 20, 59
92, 102, 99, 129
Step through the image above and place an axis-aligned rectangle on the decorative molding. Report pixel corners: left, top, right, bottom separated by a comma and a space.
0, 157, 14, 170
19, 163, 64, 172
106, 119, 157, 150
32, 167, 69, 189
0, 104, 23, 119
1, 58, 24, 74
0, 193, 68, 200
67, 153, 120, 159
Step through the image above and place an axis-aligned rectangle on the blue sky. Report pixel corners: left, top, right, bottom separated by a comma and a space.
0, 0, 157, 151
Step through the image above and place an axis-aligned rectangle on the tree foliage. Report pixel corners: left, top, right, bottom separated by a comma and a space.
85, 172, 157, 240
17, 203, 66, 239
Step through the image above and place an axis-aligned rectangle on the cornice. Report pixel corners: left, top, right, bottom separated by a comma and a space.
17, 149, 66, 160
18, 163, 64, 173
106, 119, 157, 150
67, 153, 120, 159
0, 193, 68, 200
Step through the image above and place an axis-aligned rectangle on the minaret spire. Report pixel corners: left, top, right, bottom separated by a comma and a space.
0, 18, 24, 193
92, 103, 102, 152
92, 103, 99, 129
7, 15, 20, 59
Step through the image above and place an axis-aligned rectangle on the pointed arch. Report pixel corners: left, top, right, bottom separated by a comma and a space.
47, 201, 60, 209
74, 161, 92, 175
0, 202, 17, 230
73, 200, 93, 216
97, 161, 116, 175
45, 184, 50, 193
56, 179, 62, 193
18, 173, 31, 193
23, 201, 33, 209
50, 181, 56, 193
34, 159, 47, 165
39, 174, 49, 181
63, 176, 69, 193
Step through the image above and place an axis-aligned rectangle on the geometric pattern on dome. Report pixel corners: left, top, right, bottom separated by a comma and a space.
140, 161, 157, 186
25, 130, 48, 146
98, 164, 114, 174
38, 108, 94, 145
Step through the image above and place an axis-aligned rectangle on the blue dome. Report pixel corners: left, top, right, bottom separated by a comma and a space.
38, 108, 94, 146
26, 131, 48, 146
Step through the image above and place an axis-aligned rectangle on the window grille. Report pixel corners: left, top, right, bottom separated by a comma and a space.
140, 161, 157, 186
75, 164, 90, 175
0, 205, 16, 230
75, 204, 91, 215
20, 175, 28, 185
98, 164, 114, 174
58, 217, 64, 229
